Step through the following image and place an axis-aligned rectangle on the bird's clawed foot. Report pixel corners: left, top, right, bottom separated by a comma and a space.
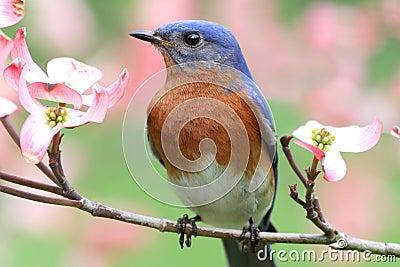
177, 214, 201, 249
239, 217, 260, 252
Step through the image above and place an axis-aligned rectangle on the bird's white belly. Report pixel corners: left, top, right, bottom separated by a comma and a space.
170, 155, 274, 229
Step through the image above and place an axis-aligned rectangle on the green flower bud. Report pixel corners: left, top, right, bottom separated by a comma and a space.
45, 106, 69, 128
49, 112, 56, 120
49, 121, 56, 128
322, 136, 330, 144
311, 128, 335, 152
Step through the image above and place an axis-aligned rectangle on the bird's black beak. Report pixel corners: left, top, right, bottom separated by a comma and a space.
129, 30, 172, 47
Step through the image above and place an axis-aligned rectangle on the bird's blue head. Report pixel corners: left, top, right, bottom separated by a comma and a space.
130, 20, 252, 78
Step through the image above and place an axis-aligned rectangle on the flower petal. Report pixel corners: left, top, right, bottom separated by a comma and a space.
0, 97, 18, 117
81, 68, 129, 108
105, 68, 129, 108
28, 82, 83, 109
293, 118, 383, 153
3, 57, 25, 91
16, 61, 46, 115
64, 84, 109, 127
11, 28, 48, 83
20, 115, 63, 164
0, 30, 13, 71
321, 151, 347, 182
0, 0, 24, 28
293, 139, 325, 160
329, 117, 383, 152
47, 57, 102, 94
86, 85, 109, 123
80, 94, 94, 107
390, 125, 400, 139
292, 120, 325, 145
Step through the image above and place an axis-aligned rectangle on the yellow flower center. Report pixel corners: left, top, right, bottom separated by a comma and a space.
311, 128, 335, 151
45, 106, 69, 128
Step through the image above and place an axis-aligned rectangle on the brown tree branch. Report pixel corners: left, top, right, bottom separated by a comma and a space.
0, 171, 64, 196
0, 184, 82, 208
280, 136, 307, 187
288, 184, 306, 207
1, 180, 399, 257
304, 180, 335, 238
313, 197, 326, 223
49, 152, 82, 200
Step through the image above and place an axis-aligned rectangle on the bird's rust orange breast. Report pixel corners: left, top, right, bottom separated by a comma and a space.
147, 82, 263, 181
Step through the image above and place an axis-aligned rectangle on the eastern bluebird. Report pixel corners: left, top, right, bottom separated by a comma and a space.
131, 20, 277, 267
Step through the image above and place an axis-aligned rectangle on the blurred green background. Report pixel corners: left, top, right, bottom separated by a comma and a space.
1, 0, 400, 266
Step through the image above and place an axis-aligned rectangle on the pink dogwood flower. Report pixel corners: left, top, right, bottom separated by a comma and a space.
0, 0, 25, 117
0, 0, 24, 68
11, 28, 129, 107
0, 31, 13, 70
3, 28, 129, 163
292, 118, 382, 182
0, 33, 17, 118
0, 0, 24, 28
4, 56, 128, 164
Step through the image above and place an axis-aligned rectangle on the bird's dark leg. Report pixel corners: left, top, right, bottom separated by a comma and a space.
239, 217, 260, 252
177, 214, 201, 248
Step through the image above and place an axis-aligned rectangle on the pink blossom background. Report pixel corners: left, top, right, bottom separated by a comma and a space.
1, 0, 400, 266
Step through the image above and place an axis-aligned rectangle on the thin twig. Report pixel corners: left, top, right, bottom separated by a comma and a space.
313, 197, 326, 223
0, 116, 61, 186
282, 137, 334, 237
288, 184, 306, 208
57, 134, 66, 177
0, 116, 20, 145
280, 136, 307, 186
37, 163, 61, 186
47, 131, 82, 200
304, 181, 335, 238
49, 153, 82, 200
0, 184, 82, 208
0, 171, 64, 196
308, 156, 320, 181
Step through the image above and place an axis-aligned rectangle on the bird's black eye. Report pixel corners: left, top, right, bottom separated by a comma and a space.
184, 32, 202, 47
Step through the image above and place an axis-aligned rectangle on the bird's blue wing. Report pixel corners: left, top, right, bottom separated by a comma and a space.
248, 80, 278, 233
221, 78, 278, 267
